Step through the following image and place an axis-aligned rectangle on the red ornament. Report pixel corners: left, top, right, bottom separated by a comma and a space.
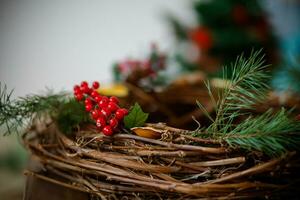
189, 27, 213, 51
232, 5, 249, 25
255, 18, 269, 41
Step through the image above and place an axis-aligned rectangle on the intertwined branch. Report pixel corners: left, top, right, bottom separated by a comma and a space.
23, 122, 299, 199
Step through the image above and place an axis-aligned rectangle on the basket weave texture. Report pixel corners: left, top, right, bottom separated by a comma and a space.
23, 122, 299, 199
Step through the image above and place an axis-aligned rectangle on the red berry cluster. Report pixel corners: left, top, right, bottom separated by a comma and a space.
73, 81, 128, 136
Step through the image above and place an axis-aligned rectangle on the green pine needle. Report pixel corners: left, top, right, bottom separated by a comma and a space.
196, 50, 300, 157
210, 49, 270, 133
55, 99, 91, 134
0, 83, 67, 135
225, 108, 300, 157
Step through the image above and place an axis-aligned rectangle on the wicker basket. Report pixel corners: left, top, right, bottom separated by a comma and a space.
23, 122, 300, 199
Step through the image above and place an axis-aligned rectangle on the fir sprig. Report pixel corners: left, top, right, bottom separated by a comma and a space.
56, 99, 91, 134
209, 50, 270, 133
225, 108, 300, 156
0, 83, 67, 135
197, 51, 300, 156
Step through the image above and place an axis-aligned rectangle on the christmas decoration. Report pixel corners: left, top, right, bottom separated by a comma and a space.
1, 51, 300, 199
113, 44, 167, 89
123, 103, 148, 129
72, 81, 128, 136
169, 0, 278, 73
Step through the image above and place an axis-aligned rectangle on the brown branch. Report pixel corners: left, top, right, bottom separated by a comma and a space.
161, 158, 209, 172
129, 150, 202, 157
22, 123, 297, 198
48, 166, 149, 194
207, 154, 293, 184
189, 157, 246, 167
28, 143, 183, 186
125, 82, 175, 117
113, 134, 227, 154
58, 133, 181, 173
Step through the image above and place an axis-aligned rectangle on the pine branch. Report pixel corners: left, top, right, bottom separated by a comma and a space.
56, 99, 91, 134
198, 50, 270, 133
0, 83, 68, 135
196, 50, 300, 156
210, 49, 270, 133
224, 108, 300, 157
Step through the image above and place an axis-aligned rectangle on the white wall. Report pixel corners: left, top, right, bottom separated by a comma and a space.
0, 0, 195, 98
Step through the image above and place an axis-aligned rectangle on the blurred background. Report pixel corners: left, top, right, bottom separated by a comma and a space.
0, 0, 299, 199
0, 0, 194, 98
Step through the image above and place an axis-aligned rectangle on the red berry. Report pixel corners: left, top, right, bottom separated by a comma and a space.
107, 102, 119, 112
109, 118, 118, 129
92, 81, 100, 89
109, 96, 119, 104
73, 85, 80, 91
91, 109, 99, 119
75, 93, 83, 101
85, 98, 92, 105
73, 81, 127, 136
98, 96, 109, 108
85, 103, 93, 112
74, 87, 82, 95
81, 85, 90, 94
96, 117, 106, 129
102, 96, 109, 102
115, 109, 125, 120
102, 125, 113, 136
87, 88, 93, 94
94, 95, 102, 103
120, 108, 129, 116
101, 107, 111, 118
81, 81, 88, 88
91, 90, 99, 98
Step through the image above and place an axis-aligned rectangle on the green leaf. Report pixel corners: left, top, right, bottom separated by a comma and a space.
124, 103, 149, 129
